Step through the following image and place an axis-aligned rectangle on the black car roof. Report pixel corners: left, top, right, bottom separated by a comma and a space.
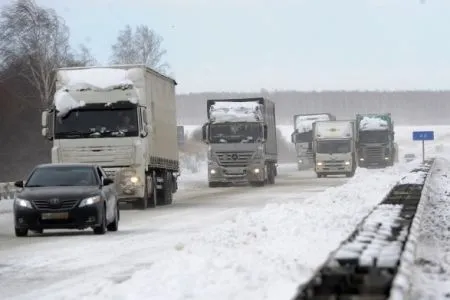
36, 163, 98, 169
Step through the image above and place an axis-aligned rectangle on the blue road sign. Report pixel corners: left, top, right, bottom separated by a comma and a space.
412, 131, 434, 141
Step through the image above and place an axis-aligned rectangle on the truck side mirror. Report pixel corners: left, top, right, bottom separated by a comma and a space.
263, 125, 268, 140
201, 124, 209, 143
291, 133, 296, 143
42, 128, 49, 137
41, 111, 48, 127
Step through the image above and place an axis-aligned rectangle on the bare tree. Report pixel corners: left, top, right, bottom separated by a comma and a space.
110, 24, 169, 73
0, 0, 73, 105
68, 44, 97, 67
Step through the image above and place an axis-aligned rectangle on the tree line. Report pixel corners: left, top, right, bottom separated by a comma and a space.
0, 0, 168, 180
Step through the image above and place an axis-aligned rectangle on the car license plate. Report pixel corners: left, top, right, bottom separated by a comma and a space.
41, 212, 69, 220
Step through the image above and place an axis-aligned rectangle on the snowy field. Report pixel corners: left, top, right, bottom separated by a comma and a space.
0, 125, 449, 299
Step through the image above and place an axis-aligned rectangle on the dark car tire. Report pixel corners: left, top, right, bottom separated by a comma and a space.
93, 207, 107, 235
32, 229, 43, 234
107, 206, 119, 232
15, 228, 28, 237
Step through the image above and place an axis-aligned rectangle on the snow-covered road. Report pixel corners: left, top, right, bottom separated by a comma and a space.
0, 162, 416, 300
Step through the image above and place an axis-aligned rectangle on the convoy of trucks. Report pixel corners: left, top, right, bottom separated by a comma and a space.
312, 120, 357, 178
37, 63, 400, 207
355, 113, 398, 168
201, 97, 278, 187
41, 65, 179, 210
291, 113, 336, 170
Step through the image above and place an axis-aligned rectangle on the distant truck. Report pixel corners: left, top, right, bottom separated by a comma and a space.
201, 97, 278, 187
355, 113, 397, 168
312, 120, 357, 178
41, 65, 180, 210
291, 113, 336, 170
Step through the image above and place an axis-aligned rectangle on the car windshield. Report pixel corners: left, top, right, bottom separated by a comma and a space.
25, 166, 98, 187
54, 107, 139, 139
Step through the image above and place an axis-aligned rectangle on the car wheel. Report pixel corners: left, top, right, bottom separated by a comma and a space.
107, 206, 119, 232
93, 207, 107, 235
15, 227, 28, 237
32, 228, 43, 234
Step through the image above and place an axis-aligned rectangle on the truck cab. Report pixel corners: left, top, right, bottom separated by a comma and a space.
201, 98, 278, 187
313, 120, 357, 178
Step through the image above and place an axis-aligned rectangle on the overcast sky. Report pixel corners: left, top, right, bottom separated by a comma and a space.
31, 0, 450, 93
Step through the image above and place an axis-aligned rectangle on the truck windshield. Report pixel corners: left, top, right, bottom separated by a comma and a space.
359, 131, 388, 143
317, 140, 351, 154
54, 107, 139, 139
209, 123, 262, 143
293, 131, 312, 143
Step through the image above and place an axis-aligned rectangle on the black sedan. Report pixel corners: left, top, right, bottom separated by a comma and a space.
13, 163, 119, 237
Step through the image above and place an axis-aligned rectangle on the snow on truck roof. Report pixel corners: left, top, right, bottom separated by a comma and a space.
295, 114, 332, 133
209, 101, 263, 123
358, 116, 389, 131
314, 121, 353, 138
53, 66, 152, 117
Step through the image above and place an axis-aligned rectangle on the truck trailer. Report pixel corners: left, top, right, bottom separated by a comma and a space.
355, 113, 397, 168
291, 113, 336, 170
41, 65, 179, 209
312, 120, 357, 178
201, 97, 278, 187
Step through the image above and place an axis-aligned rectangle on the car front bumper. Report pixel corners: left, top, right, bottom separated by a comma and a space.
14, 204, 103, 230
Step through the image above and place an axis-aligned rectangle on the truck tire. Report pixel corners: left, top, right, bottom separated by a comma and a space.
267, 164, 275, 184
157, 171, 173, 206
250, 181, 265, 187
208, 182, 219, 188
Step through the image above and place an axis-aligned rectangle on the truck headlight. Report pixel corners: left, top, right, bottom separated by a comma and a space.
210, 169, 216, 175
345, 161, 350, 165
359, 158, 364, 161
15, 198, 32, 209
253, 168, 260, 174
129, 176, 139, 183
79, 196, 101, 207
384, 157, 389, 160
298, 159, 303, 163
316, 162, 323, 166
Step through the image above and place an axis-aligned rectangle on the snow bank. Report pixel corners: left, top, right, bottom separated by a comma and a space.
75, 165, 413, 300
0, 199, 12, 214
209, 101, 263, 123
406, 158, 450, 299
359, 116, 389, 131
295, 114, 331, 133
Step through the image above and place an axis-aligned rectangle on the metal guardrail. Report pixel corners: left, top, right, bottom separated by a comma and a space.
0, 182, 16, 200
293, 159, 435, 300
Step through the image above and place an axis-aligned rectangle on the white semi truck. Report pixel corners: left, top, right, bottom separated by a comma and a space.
41, 65, 179, 209
312, 120, 357, 178
291, 113, 336, 170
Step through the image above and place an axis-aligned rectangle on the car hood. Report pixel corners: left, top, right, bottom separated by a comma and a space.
17, 186, 100, 200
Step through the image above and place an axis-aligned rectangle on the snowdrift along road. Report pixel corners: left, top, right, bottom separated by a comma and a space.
0, 160, 420, 300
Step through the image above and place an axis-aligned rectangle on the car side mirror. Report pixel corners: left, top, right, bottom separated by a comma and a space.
103, 178, 114, 186
14, 180, 24, 188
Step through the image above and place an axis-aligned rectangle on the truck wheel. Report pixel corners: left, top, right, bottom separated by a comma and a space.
208, 182, 219, 188
250, 181, 265, 187
268, 164, 275, 184
157, 171, 173, 206
345, 172, 354, 178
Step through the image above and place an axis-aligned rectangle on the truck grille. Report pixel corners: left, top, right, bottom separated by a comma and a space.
215, 151, 253, 167
363, 147, 385, 163
324, 160, 345, 167
32, 199, 79, 210
60, 145, 134, 166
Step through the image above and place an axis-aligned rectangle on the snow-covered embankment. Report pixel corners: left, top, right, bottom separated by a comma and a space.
88, 164, 421, 300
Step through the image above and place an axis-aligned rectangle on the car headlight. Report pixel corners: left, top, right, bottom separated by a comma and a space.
15, 198, 32, 209
79, 196, 101, 207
